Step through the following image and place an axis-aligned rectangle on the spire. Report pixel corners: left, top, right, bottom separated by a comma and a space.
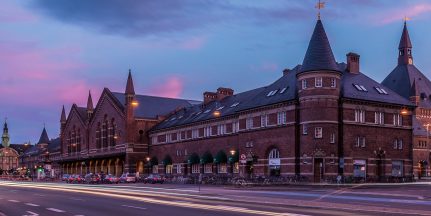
60, 105, 66, 123
1, 118, 10, 148
300, 19, 339, 73
87, 90, 94, 111
398, 21, 413, 65
38, 126, 50, 145
125, 69, 135, 95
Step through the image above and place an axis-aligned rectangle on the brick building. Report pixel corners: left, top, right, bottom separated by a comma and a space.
59, 71, 199, 176
148, 18, 415, 182
382, 21, 431, 178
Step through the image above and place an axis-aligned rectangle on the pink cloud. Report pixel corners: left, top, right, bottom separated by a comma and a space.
178, 36, 207, 50
0, 1, 38, 23
146, 76, 184, 98
0, 40, 92, 107
373, 3, 431, 25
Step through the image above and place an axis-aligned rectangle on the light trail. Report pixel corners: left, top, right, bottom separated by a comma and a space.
0, 181, 308, 216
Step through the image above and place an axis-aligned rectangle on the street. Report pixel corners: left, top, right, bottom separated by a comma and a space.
1, 181, 431, 216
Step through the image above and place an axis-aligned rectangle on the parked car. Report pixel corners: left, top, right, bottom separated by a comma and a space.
67, 174, 84, 184
61, 174, 70, 181
119, 173, 136, 183
85, 173, 101, 184
144, 174, 165, 184
104, 174, 119, 184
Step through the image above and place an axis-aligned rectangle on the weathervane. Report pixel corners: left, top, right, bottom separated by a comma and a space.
315, 0, 325, 20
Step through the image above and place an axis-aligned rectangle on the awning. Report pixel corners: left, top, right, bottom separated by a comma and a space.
188, 153, 200, 164
163, 155, 172, 165
214, 150, 227, 164
201, 151, 213, 164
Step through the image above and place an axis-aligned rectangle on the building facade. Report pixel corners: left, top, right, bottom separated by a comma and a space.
382, 21, 431, 178
0, 120, 31, 174
148, 19, 415, 182
59, 71, 199, 176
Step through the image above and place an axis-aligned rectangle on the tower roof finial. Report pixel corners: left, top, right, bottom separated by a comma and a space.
315, 0, 325, 20
125, 69, 135, 95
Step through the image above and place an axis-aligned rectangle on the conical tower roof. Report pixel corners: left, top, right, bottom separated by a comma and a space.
125, 69, 135, 95
87, 90, 94, 111
38, 127, 50, 144
60, 105, 66, 123
300, 20, 339, 73
399, 21, 412, 49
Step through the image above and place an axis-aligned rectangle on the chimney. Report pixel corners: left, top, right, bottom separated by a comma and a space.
346, 52, 360, 74
216, 87, 234, 101
203, 92, 217, 104
283, 69, 290, 76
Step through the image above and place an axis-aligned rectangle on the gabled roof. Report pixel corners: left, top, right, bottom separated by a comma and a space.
300, 20, 339, 73
111, 92, 200, 119
47, 138, 61, 153
37, 127, 50, 144
23, 144, 40, 156
382, 64, 431, 107
7, 144, 31, 155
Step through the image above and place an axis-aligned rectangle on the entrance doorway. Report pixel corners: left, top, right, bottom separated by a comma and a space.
314, 158, 324, 183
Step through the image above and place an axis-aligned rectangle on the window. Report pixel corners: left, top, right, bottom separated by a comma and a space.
268, 149, 281, 176
280, 87, 287, 94
315, 77, 323, 87
246, 117, 253, 129
204, 164, 213, 173
393, 114, 402, 126
233, 162, 239, 173
330, 133, 335, 143
393, 139, 398, 149
353, 84, 368, 92
392, 160, 403, 177
356, 137, 365, 148
218, 163, 227, 173
261, 115, 267, 127
353, 160, 366, 178
230, 102, 240, 107
355, 109, 365, 123
331, 78, 336, 88
302, 79, 307, 90
374, 112, 384, 125
374, 87, 388, 95
165, 165, 173, 174
192, 164, 200, 173
315, 127, 323, 138
398, 139, 403, 150
176, 164, 182, 174
152, 165, 159, 174
277, 112, 286, 125
303, 124, 308, 135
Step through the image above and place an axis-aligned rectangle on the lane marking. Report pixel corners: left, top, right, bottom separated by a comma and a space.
23, 211, 39, 216
70, 197, 85, 201
46, 208, 65, 213
121, 205, 147, 210
25, 203, 40, 207
8, 199, 19, 202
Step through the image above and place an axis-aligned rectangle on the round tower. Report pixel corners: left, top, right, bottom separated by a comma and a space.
296, 19, 341, 182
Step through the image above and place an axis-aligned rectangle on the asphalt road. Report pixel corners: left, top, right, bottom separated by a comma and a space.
1, 181, 431, 216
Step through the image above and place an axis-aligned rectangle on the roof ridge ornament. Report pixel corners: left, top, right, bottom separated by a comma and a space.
315, 0, 325, 20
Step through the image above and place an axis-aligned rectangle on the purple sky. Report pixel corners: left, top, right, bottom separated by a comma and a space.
1, 0, 431, 144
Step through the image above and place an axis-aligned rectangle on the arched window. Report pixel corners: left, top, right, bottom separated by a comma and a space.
77, 129, 81, 153
102, 120, 108, 148
110, 118, 116, 146
268, 148, 280, 177
96, 123, 101, 149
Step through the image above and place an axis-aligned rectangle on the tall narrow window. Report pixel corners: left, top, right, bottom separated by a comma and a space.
303, 124, 308, 135
330, 133, 335, 143
302, 79, 307, 90
314, 127, 323, 138
331, 78, 336, 88
315, 77, 323, 87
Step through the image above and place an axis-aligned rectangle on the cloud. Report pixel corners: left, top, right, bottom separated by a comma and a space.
0, 0, 38, 23
145, 76, 184, 98
372, 3, 431, 25
250, 62, 280, 73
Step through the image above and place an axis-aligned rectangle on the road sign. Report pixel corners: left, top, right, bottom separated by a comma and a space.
240, 154, 246, 160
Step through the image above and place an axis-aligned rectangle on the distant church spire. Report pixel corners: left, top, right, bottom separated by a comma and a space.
87, 90, 94, 120
125, 69, 135, 95
60, 105, 66, 123
2, 118, 10, 148
398, 20, 413, 65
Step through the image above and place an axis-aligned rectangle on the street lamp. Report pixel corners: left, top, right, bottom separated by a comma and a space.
131, 100, 139, 107
146, 157, 150, 175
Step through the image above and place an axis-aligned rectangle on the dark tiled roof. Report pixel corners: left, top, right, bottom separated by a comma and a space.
153, 63, 413, 131
37, 128, 50, 144
4, 144, 30, 155
76, 106, 89, 122
340, 64, 413, 106
23, 145, 41, 156
112, 92, 200, 119
382, 64, 431, 107
47, 138, 61, 153
300, 20, 339, 73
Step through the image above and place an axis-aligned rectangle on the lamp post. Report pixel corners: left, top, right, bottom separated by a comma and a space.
146, 157, 150, 176
230, 150, 236, 175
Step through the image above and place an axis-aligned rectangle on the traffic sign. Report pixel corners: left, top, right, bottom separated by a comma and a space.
240, 154, 246, 160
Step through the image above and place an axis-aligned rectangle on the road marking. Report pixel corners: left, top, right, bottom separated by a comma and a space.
46, 208, 65, 213
8, 199, 20, 202
70, 197, 85, 201
121, 205, 147, 210
25, 203, 40, 207
23, 211, 39, 216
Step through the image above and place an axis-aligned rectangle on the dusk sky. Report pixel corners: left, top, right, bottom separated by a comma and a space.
1, 0, 431, 144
